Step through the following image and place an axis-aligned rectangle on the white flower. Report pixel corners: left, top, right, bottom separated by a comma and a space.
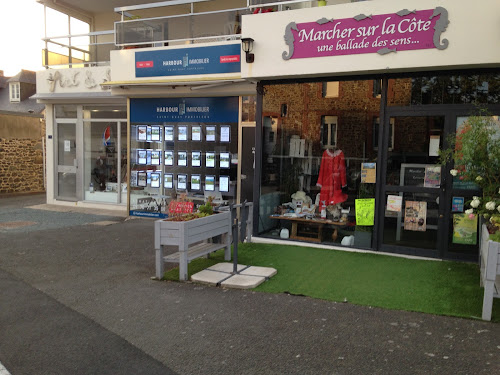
485, 201, 496, 210
470, 198, 481, 208
475, 176, 483, 182
450, 169, 458, 176
473, 196, 480, 200
465, 209, 474, 215
497, 205, 500, 213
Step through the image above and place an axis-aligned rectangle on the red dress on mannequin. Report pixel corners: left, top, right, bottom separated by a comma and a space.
316, 149, 348, 205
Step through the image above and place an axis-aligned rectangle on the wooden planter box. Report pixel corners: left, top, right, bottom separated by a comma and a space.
479, 224, 500, 321
154, 211, 232, 281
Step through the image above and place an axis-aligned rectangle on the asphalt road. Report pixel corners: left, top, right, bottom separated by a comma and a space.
0, 194, 499, 375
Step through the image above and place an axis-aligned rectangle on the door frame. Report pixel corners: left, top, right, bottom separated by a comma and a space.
54, 118, 82, 201
377, 103, 500, 260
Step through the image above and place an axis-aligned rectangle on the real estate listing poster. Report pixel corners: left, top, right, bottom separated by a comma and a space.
137, 125, 147, 141
192, 151, 201, 167
220, 126, 230, 143
178, 151, 187, 167
150, 172, 160, 188
164, 173, 173, 189
164, 126, 174, 141
206, 152, 215, 168
192, 126, 201, 141
205, 175, 215, 191
219, 152, 230, 169
206, 126, 216, 142
178, 125, 188, 141
164, 151, 173, 166
219, 176, 229, 192
137, 172, 147, 187
151, 126, 161, 141
151, 150, 161, 166
191, 174, 201, 190
177, 174, 187, 190
137, 150, 147, 165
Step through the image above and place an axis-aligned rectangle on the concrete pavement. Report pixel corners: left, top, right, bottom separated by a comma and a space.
0, 194, 499, 374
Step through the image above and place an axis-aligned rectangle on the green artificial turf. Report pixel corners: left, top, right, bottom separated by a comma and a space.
164, 242, 500, 322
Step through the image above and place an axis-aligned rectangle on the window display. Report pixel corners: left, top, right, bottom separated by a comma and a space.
206, 126, 216, 141
177, 174, 187, 190
205, 175, 215, 191
178, 151, 187, 167
178, 126, 188, 141
259, 80, 379, 247
192, 151, 201, 167
220, 152, 230, 169
191, 174, 201, 190
164, 151, 173, 166
220, 125, 230, 142
206, 152, 215, 168
129, 97, 239, 218
192, 126, 201, 141
164, 173, 173, 189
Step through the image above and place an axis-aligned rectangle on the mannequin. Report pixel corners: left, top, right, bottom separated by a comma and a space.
316, 146, 348, 206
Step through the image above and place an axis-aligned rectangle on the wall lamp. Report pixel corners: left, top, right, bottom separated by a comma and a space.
241, 38, 255, 63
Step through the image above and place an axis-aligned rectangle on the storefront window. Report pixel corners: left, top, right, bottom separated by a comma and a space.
82, 106, 127, 204
389, 74, 500, 106
129, 97, 239, 218
385, 116, 444, 186
260, 80, 380, 247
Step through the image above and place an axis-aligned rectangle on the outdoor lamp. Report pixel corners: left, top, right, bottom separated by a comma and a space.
241, 38, 255, 63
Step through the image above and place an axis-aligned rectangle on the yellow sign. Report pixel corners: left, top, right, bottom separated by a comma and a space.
355, 198, 375, 226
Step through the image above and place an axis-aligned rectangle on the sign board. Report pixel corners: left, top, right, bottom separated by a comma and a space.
282, 8, 448, 61
168, 201, 194, 214
130, 97, 239, 123
403, 166, 426, 187
135, 44, 241, 78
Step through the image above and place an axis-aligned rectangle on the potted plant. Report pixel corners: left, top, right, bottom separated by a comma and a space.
439, 109, 500, 241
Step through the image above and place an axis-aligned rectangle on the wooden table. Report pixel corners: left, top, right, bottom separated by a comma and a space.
270, 215, 348, 243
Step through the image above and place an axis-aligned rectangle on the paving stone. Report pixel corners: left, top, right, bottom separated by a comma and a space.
240, 266, 277, 278
207, 263, 247, 273
220, 274, 266, 289
190, 270, 230, 286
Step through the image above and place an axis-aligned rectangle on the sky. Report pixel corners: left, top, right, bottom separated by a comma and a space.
0, 0, 45, 76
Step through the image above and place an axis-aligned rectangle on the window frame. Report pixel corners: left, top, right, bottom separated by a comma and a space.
9, 82, 20, 102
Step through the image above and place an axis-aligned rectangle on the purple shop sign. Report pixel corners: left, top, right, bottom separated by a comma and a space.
282, 7, 449, 60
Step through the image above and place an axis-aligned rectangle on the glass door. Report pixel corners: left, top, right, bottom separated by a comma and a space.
378, 115, 447, 258
56, 121, 80, 200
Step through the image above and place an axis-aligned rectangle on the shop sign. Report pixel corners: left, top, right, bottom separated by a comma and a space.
130, 97, 239, 123
135, 43, 241, 78
282, 7, 449, 60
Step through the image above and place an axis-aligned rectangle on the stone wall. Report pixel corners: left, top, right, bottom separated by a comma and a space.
0, 113, 45, 194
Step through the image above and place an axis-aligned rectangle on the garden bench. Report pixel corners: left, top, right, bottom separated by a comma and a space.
479, 225, 500, 321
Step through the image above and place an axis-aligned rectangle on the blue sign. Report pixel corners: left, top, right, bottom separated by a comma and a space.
135, 44, 241, 78
130, 97, 239, 123
129, 210, 167, 219
452, 197, 464, 213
